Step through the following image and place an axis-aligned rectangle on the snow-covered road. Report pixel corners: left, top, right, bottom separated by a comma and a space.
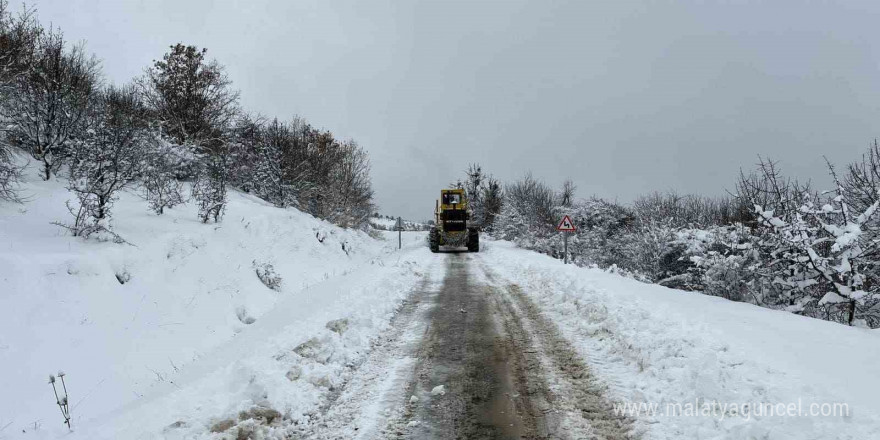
274, 241, 880, 440
293, 251, 632, 439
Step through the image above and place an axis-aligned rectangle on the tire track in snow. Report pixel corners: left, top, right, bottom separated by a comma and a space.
477, 257, 636, 440
384, 253, 544, 439
294, 252, 634, 439
287, 258, 445, 439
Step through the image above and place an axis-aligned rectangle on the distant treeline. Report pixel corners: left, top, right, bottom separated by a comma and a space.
369, 214, 431, 232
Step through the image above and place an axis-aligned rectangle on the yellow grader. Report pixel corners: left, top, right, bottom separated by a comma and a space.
430, 189, 479, 253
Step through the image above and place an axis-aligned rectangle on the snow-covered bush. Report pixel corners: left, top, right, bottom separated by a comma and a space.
0, 146, 23, 202
496, 171, 880, 327
677, 226, 758, 302
494, 173, 557, 248
192, 153, 228, 223
59, 85, 148, 240
750, 187, 880, 326
253, 261, 282, 291
732, 158, 880, 327
141, 137, 188, 215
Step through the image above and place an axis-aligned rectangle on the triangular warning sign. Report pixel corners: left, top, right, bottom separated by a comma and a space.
556, 215, 576, 232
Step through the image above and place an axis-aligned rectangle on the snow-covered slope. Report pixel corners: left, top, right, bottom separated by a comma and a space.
483, 240, 880, 439
0, 168, 432, 439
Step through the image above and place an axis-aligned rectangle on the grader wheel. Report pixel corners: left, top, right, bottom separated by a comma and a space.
429, 228, 440, 253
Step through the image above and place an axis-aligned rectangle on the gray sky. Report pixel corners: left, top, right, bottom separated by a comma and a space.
32, 0, 880, 220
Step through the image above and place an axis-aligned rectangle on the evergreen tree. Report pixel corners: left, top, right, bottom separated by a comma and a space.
139, 44, 239, 150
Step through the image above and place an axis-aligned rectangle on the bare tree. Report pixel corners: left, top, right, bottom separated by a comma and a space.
0, 145, 22, 201
60, 85, 149, 239
326, 139, 374, 228
843, 139, 880, 218
0, 1, 40, 101
481, 176, 503, 231
1, 26, 100, 180
559, 179, 576, 207
497, 173, 556, 239
0, 1, 35, 200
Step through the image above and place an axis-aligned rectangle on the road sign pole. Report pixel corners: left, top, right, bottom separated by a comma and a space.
397, 217, 402, 250
556, 215, 576, 265
564, 233, 569, 264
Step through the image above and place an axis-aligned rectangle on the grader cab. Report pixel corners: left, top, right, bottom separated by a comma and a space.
429, 189, 479, 253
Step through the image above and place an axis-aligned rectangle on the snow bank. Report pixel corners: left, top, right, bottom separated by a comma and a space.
482, 240, 880, 439
0, 169, 432, 438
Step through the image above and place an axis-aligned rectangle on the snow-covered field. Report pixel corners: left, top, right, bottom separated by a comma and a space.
0, 169, 433, 439
483, 240, 880, 439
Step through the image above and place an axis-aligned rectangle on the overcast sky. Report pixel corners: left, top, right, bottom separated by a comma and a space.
32, 0, 880, 220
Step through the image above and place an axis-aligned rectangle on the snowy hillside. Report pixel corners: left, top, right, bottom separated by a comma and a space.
0, 167, 432, 438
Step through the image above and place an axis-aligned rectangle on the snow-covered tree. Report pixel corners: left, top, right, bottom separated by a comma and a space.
140, 44, 239, 222
61, 85, 148, 239
0, 1, 38, 88
495, 173, 558, 246
0, 144, 23, 202
453, 164, 503, 231
481, 177, 503, 232
558, 179, 576, 207
141, 135, 188, 215
464, 163, 484, 223
0, 2, 39, 200
138, 44, 239, 151
1, 26, 100, 180
225, 114, 375, 228
227, 114, 263, 194
324, 139, 374, 228
842, 139, 880, 222
192, 146, 229, 223
252, 118, 295, 207
747, 160, 880, 326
